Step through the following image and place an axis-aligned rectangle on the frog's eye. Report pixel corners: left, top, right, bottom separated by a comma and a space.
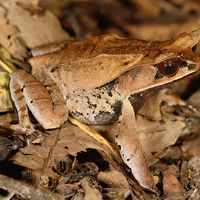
155, 57, 182, 78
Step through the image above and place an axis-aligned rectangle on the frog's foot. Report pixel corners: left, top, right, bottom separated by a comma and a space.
115, 98, 155, 191
9, 70, 68, 129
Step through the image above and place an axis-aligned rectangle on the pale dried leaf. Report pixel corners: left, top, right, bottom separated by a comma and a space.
102, 188, 131, 199
81, 177, 102, 200
136, 89, 186, 160
0, 4, 27, 60
56, 183, 78, 199
97, 170, 129, 188
7, 3, 69, 48
0, 0, 68, 60
0, 47, 16, 72
138, 89, 185, 121
137, 117, 185, 160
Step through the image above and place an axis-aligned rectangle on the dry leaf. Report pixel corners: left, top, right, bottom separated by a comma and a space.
137, 117, 185, 160
7, 1, 69, 48
125, 18, 200, 41
0, 47, 16, 72
81, 177, 102, 200
97, 170, 129, 188
12, 122, 106, 177
0, 0, 69, 60
136, 89, 186, 160
178, 156, 200, 199
138, 89, 185, 121
56, 183, 79, 199
187, 156, 200, 189
181, 135, 200, 158
187, 89, 200, 110
97, 169, 131, 198
0, 112, 17, 125
0, 173, 63, 200
163, 173, 185, 200
12, 119, 148, 199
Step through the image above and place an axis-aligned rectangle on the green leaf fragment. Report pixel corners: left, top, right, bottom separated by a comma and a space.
0, 71, 13, 112
0, 47, 16, 73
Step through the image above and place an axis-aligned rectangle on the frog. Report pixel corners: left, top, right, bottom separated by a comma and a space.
9, 29, 200, 190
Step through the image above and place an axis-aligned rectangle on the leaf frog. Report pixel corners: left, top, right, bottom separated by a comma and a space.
9, 30, 200, 190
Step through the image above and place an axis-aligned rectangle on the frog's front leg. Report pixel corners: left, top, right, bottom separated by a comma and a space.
10, 70, 68, 129
115, 98, 154, 190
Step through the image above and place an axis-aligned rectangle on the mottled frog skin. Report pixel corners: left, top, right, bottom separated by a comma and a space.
68, 80, 123, 125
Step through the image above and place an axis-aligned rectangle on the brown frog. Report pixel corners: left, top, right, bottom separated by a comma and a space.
9, 30, 200, 190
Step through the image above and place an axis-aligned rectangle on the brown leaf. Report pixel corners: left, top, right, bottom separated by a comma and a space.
181, 135, 200, 158
97, 170, 129, 188
7, 2, 69, 48
81, 177, 102, 200
125, 18, 200, 41
163, 173, 185, 200
138, 89, 185, 121
136, 89, 186, 160
0, 0, 68, 60
187, 89, 200, 110
97, 167, 132, 199
137, 117, 185, 160
0, 173, 63, 200
12, 122, 105, 177
187, 156, 200, 190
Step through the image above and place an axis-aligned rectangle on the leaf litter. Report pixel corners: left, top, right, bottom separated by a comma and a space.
0, 0, 200, 200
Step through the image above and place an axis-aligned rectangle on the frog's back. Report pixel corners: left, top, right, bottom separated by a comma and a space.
30, 35, 162, 92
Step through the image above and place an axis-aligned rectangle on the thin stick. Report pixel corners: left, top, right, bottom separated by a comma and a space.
0, 60, 14, 73
68, 116, 121, 161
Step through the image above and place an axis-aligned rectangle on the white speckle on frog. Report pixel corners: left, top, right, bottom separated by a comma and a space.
67, 84, 123, 124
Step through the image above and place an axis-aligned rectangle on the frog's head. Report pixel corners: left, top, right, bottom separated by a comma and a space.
156, 29, 200, 79
117, 29, 200, 95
